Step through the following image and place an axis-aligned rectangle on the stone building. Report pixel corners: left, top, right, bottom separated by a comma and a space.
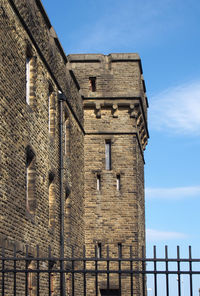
0, 0, 148, 295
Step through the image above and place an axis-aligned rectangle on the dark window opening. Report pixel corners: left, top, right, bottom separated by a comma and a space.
97, 243, 102, 258
105, 140, 111, 170
100, 289, 121, 296
116, 174, 120, 191
26, 146, 36, 215
26, 146, 35, 167
89, 77, 96, 92
49, 172, 55, 228
118, 243, 122, 258
97, 174, 101, 191
66, 187, 71, 200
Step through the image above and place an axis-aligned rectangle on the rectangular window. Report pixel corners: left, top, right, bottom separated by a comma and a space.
64, 117, 69, 155
48, 88, 55, 137
116, 174, 120, 191
97, 174, 101, 191
89, 77, 96, 92
105, 140, 111, 170
97, 243, 102, 258
50, 274, 54, 293
26, 57, 31, 104
118, 243, 122, 258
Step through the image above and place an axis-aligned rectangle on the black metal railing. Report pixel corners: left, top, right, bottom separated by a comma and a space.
0, 245, 200, 295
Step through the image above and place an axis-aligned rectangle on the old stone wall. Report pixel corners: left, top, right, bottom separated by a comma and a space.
0, 0, 85, 263
68, 54, 148, 295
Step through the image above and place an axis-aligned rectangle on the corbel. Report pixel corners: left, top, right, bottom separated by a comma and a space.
129, 104, 139, 118
112, 104, 118, 118
139, 126, 145, 137
95, 103, 101, 118
143, 135, 147, 145
142, 136, 147, 151
136, 114, 143, 127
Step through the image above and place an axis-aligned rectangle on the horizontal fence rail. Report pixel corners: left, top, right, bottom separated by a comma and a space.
0, 245, 200, 295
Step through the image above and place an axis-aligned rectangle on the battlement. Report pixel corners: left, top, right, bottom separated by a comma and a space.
68, 53, 141, 66
68, 53, 147, 111
68, 53, 149, 151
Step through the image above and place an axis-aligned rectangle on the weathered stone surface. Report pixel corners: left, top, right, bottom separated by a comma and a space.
69, 54, 148, 295
0, 0, 85, 270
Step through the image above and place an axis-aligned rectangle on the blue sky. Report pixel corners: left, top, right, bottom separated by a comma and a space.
42, 0, 200, 262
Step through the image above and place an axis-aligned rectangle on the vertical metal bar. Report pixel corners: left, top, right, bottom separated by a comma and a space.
13, 244, 16, 296
107, 245, 110, 290
130, 246, 133, 296
177, 246, 181, 296
25, 245, 29, 296
153, 246, 157, 296
2, 245, 5, 296
165, 246, 169, 296
95, 245, 98, 296
72, 246, 74, 296
36, 245, 40, 296
59, 93, 66, 296
118, 244, 121, 295
142, 246, 146, 296
83, 246, 86, 296
49, 246, 51, 296
189, 246, 193, 296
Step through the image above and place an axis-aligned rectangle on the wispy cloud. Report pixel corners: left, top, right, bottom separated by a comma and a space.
71, 0, 181, 53
150, 80, 200, 135
146, 186, 200, 200
146, 229, 187, 241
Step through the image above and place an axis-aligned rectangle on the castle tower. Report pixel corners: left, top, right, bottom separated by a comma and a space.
68, 53, 149, 295
68, 53, 148, 295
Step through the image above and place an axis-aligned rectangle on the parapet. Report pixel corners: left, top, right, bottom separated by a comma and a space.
67, 53, 147, 119
67, 53, 142, 73
68, 53, 149, 152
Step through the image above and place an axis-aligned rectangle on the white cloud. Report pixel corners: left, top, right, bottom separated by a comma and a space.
73, 0, 179, 53
146, 229, 187, 241
145, 186, 200, 200
150, 81, 200, 135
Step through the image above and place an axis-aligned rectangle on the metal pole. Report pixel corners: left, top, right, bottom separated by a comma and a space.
59, 92, 66, 296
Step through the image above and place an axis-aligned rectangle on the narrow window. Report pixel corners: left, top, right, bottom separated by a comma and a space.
26, 146, 36, 215
48, 86, 52, 133
105, 140, 111, 170
49, 86, 55, 137
49, 172, 55, 228
28, 261, 37, 296
97, 174, 101, 191
97, 243, 102, 258
116, 174, 120, 191
64, 111, 70, 156
65, 187, 71, 235
26, 49, 36, 107
118, 243, 122, 258
26, 56, 31, 104
50, 273, 54, 294
89, 77, 96, 92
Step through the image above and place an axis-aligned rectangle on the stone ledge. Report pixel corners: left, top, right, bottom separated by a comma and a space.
68, 53, 141, 63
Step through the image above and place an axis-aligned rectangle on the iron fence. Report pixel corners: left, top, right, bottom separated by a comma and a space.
0, 245, 200, 295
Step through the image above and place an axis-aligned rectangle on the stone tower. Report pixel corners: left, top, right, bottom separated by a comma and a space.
68, 53, 149, 295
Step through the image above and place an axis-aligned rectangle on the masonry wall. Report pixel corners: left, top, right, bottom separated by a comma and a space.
68, 54, 148, 295
0, 0, 85, 268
